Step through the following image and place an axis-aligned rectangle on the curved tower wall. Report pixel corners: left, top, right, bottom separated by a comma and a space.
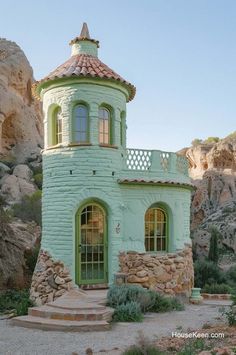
42, 81, 127, 282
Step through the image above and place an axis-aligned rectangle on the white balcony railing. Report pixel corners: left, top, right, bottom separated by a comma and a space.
125, 148, 189, 176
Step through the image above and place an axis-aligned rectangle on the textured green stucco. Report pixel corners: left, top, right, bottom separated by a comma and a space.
40, 41, 192, 286
71, 40, 98, 57
41, 80, 192, 286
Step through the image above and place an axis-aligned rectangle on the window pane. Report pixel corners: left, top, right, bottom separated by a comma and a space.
99, 107, 110, 144
73, 105, 88, 142
145, 207, 167, 252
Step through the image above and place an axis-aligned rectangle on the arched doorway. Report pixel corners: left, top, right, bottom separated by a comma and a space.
76, 203, 108, 285
145, 206, 168, 252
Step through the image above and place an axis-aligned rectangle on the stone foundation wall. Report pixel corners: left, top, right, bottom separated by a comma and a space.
119, 245, 194, 296
30, 250, 75, 305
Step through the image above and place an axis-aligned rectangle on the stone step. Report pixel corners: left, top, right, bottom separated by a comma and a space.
11, 316, 111, 332
48, 300, 106, 311
28, 305, 113, 322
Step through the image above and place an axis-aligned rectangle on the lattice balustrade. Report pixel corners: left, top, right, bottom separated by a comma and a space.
160, 152, 170, 172
176, 155, 189, 175
126, 149, 152, 170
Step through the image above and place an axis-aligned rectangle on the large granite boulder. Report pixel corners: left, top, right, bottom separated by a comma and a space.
0, 38, 43, 163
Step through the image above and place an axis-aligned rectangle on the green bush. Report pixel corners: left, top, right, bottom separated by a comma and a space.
0, 289, 33, 316
204, 137, 220, 144
225, 266, 236, 284
113, 301, 143, 322
194, 260, 224, 288
177, 339, 207, 355
107, 284, 150, 311
147, 290, 184, 313
191, 138, 203, 146
33, 173, 43, 189
201, 283, 232, 294
24, 245, 40, 273
13, 190, 42, 226
108, 285, 184, 314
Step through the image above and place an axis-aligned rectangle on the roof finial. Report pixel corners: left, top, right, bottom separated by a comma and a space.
80, 23, 90, 39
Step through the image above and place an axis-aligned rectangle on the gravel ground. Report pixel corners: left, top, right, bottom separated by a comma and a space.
0, 303, 229, 355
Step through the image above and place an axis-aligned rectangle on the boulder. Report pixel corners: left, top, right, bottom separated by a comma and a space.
1, 174, 36, 202
13, 164, 33, 181
0, 39, 43, 163
0, 220, 40, 289
0, 162, 10, 178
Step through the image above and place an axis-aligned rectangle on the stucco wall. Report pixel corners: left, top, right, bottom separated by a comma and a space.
119, 184, 191, 252
40, 81, 192, 287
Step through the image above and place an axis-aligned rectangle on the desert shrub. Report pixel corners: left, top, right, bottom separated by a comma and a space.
24, 245, 40, 273
202, 283, 232, 294
194, 260, 224, 288
0, 289, 33, 316
208, 226, 220, 263
0, 196, 12, 238
147, 290, 184, 313
30, 165, 42, 175
107, 285, 184, 313
33, 173, 43, 189
225, 266, 236, 284
224, 308, 236, 326
177, 339, 207, 355
107, 284, 150, 311
204, 137, 220, 144
123, 331, 164, 355
225, 131, 236, 140
191, 138, 203, 146
13, 190, 42, 226
221, 292, 236, 326
113, 301, 143, 322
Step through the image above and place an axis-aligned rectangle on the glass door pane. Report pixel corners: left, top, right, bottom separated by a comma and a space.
78, 204, 107, 284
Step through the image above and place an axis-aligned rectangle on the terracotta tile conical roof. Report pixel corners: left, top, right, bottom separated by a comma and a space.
34, 23, 136, 102
35, 54, 135, 101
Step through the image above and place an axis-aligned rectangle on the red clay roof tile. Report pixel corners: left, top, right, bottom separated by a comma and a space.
34, 54, 135, 101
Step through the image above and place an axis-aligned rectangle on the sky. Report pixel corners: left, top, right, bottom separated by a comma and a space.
1, 0, 236, 152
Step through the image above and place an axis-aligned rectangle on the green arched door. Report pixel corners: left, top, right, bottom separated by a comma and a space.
76, 203, 108, 285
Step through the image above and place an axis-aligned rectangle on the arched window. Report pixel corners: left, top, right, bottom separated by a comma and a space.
145, 207, 168, 252
72, 104, 88, 143
99, 107, 110, 144
50, 107, 62, 146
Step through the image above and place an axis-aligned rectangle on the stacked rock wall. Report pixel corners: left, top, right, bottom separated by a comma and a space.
119, 245, 194, 297
30, 250, 75, 305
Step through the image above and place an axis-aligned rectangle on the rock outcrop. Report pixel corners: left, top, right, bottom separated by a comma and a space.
0, 220, 40, 289
182, 134, 236, 260
0, 38, 43, 163
0, 163, 37, 203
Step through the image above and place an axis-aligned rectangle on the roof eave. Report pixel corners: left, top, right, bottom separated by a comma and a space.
32, 76, 136, 102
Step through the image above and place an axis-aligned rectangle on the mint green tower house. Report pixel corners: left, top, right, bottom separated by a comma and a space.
32, 24, 194, 303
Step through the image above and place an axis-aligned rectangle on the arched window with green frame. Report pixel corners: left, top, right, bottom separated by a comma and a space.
99, 106, 111, 144
145, 206, 168, 252
50, 106, 62, 146
72, 104, 89, 143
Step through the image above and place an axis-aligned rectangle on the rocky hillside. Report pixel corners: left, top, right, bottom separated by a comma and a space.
182, 134, 236, 264
0, 39, 43, 290
0, 38, 43, 163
